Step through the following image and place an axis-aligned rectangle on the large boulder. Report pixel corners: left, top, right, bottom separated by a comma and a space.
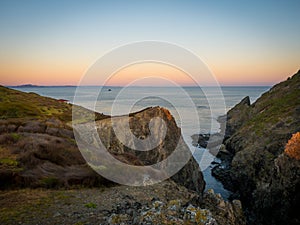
94, 106, 205, 194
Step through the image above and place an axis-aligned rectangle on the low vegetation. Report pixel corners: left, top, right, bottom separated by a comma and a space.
0, 86, 111, 189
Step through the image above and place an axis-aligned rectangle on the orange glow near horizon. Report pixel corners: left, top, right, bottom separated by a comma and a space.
0, 44, 298, 86
209, 61, 299, 86
0, 57, 88, 86
0, 58, 298, 86
105, 62, 198, 86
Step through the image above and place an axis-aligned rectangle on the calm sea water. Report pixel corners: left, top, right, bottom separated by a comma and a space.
12, 86, 269, 198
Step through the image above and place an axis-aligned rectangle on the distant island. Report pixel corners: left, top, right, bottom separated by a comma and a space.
9, 84, 40, 88
8, 84, 77, 88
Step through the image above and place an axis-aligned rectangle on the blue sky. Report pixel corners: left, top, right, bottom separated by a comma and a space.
0, 0, 299, 85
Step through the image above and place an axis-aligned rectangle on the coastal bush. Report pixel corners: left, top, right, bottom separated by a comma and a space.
84, 202, 97, 208
0, 102, 40, 119
0, 158, 18, 167
40, 177, 60, 188
10, 133, 21, 142
284, 132, 300, 160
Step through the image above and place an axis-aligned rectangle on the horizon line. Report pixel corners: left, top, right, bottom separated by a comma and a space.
5, 84, 272, 88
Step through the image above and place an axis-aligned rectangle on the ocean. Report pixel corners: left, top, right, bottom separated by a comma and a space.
12, 86, 270, 198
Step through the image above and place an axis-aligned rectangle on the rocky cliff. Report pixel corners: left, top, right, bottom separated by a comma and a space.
213, 70, 300, 224
0, 86, 248, 225
0, 86, 204, 194
92, 106, 205, 193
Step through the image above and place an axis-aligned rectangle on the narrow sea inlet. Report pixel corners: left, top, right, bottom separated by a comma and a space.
12, 85, 269, 198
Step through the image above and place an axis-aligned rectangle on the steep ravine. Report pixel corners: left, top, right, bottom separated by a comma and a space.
0, 86, 247, 224
212, 70, 300, 225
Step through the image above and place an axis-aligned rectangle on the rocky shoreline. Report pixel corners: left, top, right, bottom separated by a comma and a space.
191, 133, 233, 198
209, 70, 300, 224
192, 70, 300, 225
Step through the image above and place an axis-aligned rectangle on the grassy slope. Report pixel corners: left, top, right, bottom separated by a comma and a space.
245, 71, 300, 137
228, 70, 300, 155
0, 86, 109, 122
0, 86, 72, 121
0, 86, 110, 189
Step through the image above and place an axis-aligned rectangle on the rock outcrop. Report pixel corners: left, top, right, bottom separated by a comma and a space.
92, 106, 205, 194
201, 189, 245, 225
213, 70, 300, 224
105, 188, 246, 225
223, 96, 250, 139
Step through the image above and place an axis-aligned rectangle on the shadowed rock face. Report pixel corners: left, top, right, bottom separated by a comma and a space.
0, 86, 204, 195
96, 107, 181, 166
214, 70, 300, 225
79, 106, 205, 194
224, 96, 250, 140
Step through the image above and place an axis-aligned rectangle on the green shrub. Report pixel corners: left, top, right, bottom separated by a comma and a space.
40, 177, 60, 188
0, 102, 40, 119
0, 158, 18, 166
10, 133, 21, 142
84, 202, 97, 209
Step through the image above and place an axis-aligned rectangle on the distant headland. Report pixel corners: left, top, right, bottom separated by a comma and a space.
8, 84, 76, 88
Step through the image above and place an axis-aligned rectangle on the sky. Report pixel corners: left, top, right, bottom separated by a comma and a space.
0, 0, 299, 86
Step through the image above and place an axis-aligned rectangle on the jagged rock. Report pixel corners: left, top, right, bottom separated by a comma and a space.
214, 70, 300, 225
105, 198, 219, 225
211, 166, 234, 191
191, 133, 210, 148
251, 154, 300, 225
224, 96, 251, 140
94, 106, 205, 194
191, 133, 224, 157
201, 189, 246, 225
